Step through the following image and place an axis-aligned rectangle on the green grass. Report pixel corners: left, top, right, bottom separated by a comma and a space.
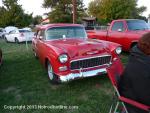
0, 39, 128, 113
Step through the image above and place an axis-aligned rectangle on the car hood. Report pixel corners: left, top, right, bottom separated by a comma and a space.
45, 38, 110, 59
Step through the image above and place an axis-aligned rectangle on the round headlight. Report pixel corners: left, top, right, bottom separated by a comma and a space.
115, 47, 122, 54
59, 54, 68, 63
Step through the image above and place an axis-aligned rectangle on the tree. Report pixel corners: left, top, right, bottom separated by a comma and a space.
88, 0, 147, 24
32, 15, 43, 25
0, 6, 7, 27
42, 0, 87, 23
0, 0, 33, 27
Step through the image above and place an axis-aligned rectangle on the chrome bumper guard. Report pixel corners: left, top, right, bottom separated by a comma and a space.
59, 68, 107, 82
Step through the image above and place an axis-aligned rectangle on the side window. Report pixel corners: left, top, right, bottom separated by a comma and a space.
37, 30, 41, 37
111, 21, 125, 32
9, 31, 13, 34
37, 30, 45, 40
9, 30, 15, 34
41, 30, 45, 39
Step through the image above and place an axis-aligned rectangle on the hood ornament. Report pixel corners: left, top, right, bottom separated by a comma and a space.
63, 35, 66, 41
86, 50, 99, 55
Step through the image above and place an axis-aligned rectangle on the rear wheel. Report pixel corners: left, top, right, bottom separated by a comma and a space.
5, 37, 8, 43
2, 35, 5, 39
47, 61, 59, 84
15, 38, 19, 43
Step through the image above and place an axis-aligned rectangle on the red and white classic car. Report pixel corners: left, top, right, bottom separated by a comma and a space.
32, 24, 122, 83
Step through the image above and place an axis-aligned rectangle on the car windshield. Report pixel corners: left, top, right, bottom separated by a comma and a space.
19, 30, 31, 33
45, 26, 87, 40
147, 23, 150, 29
127, 20, 149, 31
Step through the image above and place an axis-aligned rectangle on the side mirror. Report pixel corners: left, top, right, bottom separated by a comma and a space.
39, 36, 43, 40
118, 29, 122, 32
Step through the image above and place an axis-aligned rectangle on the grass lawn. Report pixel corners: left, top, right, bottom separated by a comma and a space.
0, 39, 128, 113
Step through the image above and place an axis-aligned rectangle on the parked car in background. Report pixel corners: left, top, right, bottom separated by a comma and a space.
0, 48, 2, 66
87, 19, 150, 51
23, 27, 32, 31
5, 29, 34, 43
32, 24, 122, 83
3, 26, 18, 39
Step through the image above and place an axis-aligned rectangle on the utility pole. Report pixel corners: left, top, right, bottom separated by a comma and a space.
72, 0, 77, 24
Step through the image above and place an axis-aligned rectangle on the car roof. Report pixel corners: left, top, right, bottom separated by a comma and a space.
4, 26, 18, 33
113, 19, 145, 22
36, 24, 84, 30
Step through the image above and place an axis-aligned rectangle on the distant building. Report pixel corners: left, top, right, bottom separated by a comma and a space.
82, 17, 96, 30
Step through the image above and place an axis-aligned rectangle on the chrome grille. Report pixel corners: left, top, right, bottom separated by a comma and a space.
70, 55, 111, 70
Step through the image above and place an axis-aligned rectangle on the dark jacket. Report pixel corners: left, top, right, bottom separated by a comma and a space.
118, 46, 150, 112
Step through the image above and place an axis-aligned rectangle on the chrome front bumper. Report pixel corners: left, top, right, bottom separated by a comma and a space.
59, 68, 107, 82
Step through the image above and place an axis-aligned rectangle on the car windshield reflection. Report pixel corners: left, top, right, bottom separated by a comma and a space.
127, 20, 149, 31
45, 26, 87, 40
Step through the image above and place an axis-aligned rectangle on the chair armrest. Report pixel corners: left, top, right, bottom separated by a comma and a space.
119, 96, 150, 112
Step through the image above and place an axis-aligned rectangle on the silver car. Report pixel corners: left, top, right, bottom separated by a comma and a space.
0, 28, 4, 38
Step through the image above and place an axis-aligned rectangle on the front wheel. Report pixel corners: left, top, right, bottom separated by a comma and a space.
47, 61, 59, 84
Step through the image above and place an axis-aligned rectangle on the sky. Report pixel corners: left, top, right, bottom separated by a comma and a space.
0, 0, 150, 18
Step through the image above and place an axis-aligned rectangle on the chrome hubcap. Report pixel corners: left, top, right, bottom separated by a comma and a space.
48, 63, 53, 80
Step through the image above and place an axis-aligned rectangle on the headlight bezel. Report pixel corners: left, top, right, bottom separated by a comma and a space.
115, 47, 122, 55
58, 54, 68, 64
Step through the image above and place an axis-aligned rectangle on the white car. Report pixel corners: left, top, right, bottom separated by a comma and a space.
23, 27, 32, 31
5, 29, 34, 43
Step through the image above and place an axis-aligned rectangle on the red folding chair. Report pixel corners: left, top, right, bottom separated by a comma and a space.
106, 58, 150, 113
